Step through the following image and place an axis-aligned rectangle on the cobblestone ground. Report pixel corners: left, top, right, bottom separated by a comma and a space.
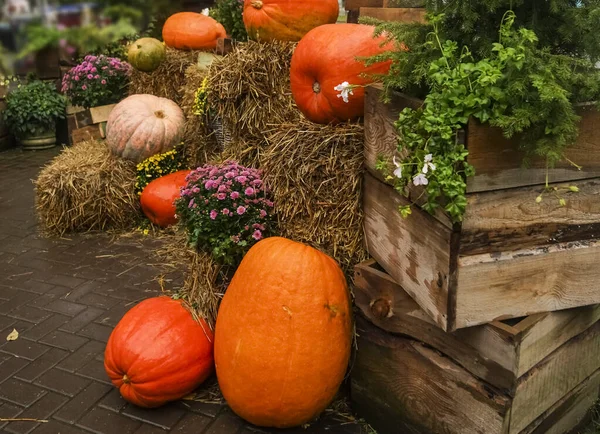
0, 148, 365, 434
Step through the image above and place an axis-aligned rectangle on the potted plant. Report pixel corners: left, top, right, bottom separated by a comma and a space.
3, 80, 67, 150
61, 55, 132, 139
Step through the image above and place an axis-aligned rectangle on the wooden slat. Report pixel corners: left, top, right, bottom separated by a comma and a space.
383, 0, 425, 6
71, 125, 103, 145
516, 305, 600, 377
354, 260, 517, 393
466, 105, 600, 192
456, 240, 600, 329
89, 104, 116, 124
345, 0, 383, 9
521, 369, 600, 434
461, 178, 600, 255
363, 173, 453, 330
510, 321, 600, 433
352, 316, 510, 434
359, 7, 427, 23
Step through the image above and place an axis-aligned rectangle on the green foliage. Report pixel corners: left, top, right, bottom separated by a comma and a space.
210, 0, 248, 41
135, 148, 187, 195
3, 80, 66, 139
175, 162, 275, 266
102, 4, 144, 28
379, 12, 600, 222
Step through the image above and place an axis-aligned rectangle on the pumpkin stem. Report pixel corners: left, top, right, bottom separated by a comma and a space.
312, 82, 321, 94
154, 110, 165, 119
122, 374, 131, 384
251, 0, 263, 9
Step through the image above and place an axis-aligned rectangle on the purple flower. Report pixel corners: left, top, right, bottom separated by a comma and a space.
230, 191, 240, 200
222, 208, 230, 215
210, 210, 218, 220
188, 199, 195, 208
245, 187, 254, 196
74, 75, 80, 81
237, 206, 246, 215
252, 230, 262, 240
225, 171, 235, 179
259, 209, 267, 218
101, 80, 107, 85
205, 180, 214, 189
236, 176, 247, 184
217, 193, 227, 200
87, 74, 93, 79
81, 85, 87, 90
265, 200, 274, 207
218, 184, 227, 193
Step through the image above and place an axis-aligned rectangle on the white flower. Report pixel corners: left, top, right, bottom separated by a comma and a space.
201, 8, 210, 16
334, 81, 354, 103
413, 173, 429, 186
422, 153, 436, 174
392, 156, 403, 179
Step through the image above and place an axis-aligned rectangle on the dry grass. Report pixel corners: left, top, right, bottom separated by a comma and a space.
34, 140, 139, 237
128, 47, 199, 104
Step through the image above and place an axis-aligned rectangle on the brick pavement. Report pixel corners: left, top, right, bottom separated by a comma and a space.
0, 148, 365, 434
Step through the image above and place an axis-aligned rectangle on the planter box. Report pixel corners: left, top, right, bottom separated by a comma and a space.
345, 0, 426, 23
67, 104, 116, 145
351, 260, 600, 434
363, 83, 600, 331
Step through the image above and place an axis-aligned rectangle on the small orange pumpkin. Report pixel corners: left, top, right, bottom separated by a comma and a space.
243, 0, 339, 42
163, 12, 227, 50
140, 170, 191, 227
104, 296, 214, 408
290, 24, 396, 124
215, 237, 352, 428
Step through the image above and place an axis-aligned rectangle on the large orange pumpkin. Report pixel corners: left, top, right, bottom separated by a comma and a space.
105, 94, 185, 163
290, 24, 396, 124
163, 12, 227, 50
243, 0, 339, 42
104, 296, 214, 408
214, 237, 352, 428
140, 170, 191, 227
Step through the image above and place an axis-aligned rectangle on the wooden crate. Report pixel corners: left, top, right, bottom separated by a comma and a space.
351, 260, 600, 434
363, 83, 600, 331
67, 104, 116, 145
345, 0, 426, 23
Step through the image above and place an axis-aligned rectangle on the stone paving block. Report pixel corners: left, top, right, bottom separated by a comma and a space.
15, 348, 70, 383
30, 420, 83, 434
76, 406, 141, 434
59, 307, 105, 333
4, 392, 69, 434
46, 274, 87, 289
44, 300, 87, 317
35, 368, 91, 397
23, 314, 70, 341
77, 292, 121, 310
38, 330, 89, 352
0, 292, 37, 314
53, 381, 111, 424
0, 401, 25, 431
0, 356, 29, 383
0, 338, 51, 361
57, 340, 105, 373
93, 301, 131, 327
0, 378, 47, 406
178, 399, 222, 418
98, 388, 127, 413
203, 411, 245, 434
171, 413, 213, 433
123, 402, 187, 430
12, 280, 55, 295
24, 295, 60, 310
75, 359, 112, 385
78, 323, 113, 343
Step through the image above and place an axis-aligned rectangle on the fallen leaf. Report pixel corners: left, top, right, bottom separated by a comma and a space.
6, 329, 18, 341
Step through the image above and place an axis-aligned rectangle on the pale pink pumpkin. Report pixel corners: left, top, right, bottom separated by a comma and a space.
105, 94, 185, 163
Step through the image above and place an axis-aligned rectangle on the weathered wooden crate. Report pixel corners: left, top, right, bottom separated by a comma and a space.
345, 0, 426, 24
363, 83, 600, 331
67, 104, 116, 145
351, 260, 600, 434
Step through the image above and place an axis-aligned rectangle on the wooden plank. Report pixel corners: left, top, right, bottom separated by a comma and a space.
71, 125, 102, 145
461, 178, 600, 255
66, 105, 86, 115
352, 315, 511, 434
359, 7, 427, 23
89, 104, 116, 124
345, 0, 383, 9
456, 239, 600, 329
516, 305, 600, 377
354, 260, 517, 393
216, 38, 234, 56
363, 173, 453, 330
510, 321, 600, 433
466, 105, 600, 193
521, 369, 600, 434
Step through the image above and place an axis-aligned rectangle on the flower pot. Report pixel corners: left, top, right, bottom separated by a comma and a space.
19, 128, 57, 150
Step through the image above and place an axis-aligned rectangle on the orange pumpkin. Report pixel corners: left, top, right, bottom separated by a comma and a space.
140, 170, 191, 227
105, 94, 185, 163
104, 296, 214, 408
214, 237, 352, 428
290, 24, 396, 124
163, 12, 227, 50
243, 0, 339, 42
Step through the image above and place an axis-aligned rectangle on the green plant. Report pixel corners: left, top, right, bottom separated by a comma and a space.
376, 12, 599, 222
135, 147, 187, 195
3, 80, 66, 139
102, 4, 144, 28
175, 161, 275, 265
210, 0, 247, 41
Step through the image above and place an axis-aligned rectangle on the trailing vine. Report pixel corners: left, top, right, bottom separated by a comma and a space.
375, 11, 600, 222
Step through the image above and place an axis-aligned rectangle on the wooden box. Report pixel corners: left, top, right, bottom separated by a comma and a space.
345, 0, 426, 24
67, 104, 116, 145
363, 83, 600, 331
351, 260, 600, 434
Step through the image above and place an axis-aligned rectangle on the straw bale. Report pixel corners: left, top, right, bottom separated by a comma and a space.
35, 140, 139, 236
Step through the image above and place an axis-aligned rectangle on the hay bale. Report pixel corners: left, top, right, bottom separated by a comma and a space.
35, 140, 139, 236
260, 119, 368, 273
129, 48, 199, 103
207, 40, 300, 154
